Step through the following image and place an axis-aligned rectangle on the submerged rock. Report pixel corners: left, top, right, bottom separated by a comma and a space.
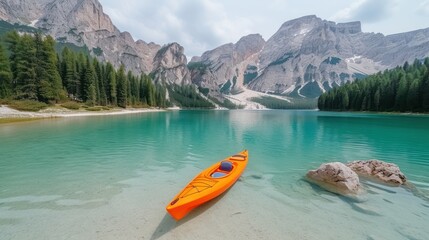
346, 160, 407, 186
306, 162, 363, 196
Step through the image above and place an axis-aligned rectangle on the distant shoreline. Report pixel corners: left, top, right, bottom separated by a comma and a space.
0, 105, 165, 124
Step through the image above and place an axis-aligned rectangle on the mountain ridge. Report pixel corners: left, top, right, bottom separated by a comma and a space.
1, 0, 428, 107
190, 15, 429, 99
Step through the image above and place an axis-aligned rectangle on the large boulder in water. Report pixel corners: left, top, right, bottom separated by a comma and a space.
306, 162, 363, 196
346, 160, 406, 186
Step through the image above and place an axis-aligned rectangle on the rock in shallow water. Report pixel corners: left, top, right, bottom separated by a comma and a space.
306, 162, 363, 196
346, 160, 407, 186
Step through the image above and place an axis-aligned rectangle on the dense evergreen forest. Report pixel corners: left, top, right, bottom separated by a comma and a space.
0, 31, 215, 109
318, 58, 429, 112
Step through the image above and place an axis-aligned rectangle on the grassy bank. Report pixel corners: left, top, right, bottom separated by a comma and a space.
0, 117, 44, 124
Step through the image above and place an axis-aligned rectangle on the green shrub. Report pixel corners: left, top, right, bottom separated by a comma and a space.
221, 98, 245, 109
8, 100, 48, 112
61, 101, 81, 110
208, 96, 244, 109
86, 106, 103, 111
0, 98, 11, 105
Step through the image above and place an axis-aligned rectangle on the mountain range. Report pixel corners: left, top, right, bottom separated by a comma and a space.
1, 0, 429, 107
191, 15, 429, 99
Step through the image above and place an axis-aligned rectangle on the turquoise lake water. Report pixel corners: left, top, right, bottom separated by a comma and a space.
0, 110, 428, 239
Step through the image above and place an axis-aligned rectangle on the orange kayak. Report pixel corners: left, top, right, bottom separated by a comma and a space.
166, 150, 248, 220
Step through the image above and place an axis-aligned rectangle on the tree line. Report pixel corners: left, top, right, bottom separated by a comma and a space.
0, 31, 167, 108
168, 84, 214, 108
251, 96, 317, 109
318, 58, 429, 112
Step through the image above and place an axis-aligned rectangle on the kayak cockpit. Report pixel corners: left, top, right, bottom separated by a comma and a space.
210, 161, 233, 178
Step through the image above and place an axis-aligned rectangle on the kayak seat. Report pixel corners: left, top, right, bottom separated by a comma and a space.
211, 161, 233, 178
211, 172, 227, 178
219, 161, 233, 171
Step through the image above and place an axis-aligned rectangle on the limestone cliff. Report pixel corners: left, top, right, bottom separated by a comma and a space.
189, 34, 265, 95
151, 43, 191, 85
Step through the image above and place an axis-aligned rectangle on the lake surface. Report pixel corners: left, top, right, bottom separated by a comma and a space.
0, 110, 428, 240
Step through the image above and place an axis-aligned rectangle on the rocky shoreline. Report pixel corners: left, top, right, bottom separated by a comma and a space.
0, 105, 164, 121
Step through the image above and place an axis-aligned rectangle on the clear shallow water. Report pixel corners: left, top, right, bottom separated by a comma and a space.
0, 110, 428, 239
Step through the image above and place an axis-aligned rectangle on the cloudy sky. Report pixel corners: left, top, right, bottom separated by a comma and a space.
98, 0, 429, 58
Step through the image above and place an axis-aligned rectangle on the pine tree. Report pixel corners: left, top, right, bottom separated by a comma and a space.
144, 75, 155, 106
421, 72, 429, 111
373, 88, 380, 111
76, 52, 86, 99
317, 94, 325, 110
395, 76, 409, 112
156, 84, 167, 107
5, 31, 19, 82
82, 57, 96, 105
127, 71, 133, 105
340, 89, 349, 110
61, 47, 79, 99
14, 34, 38, 100
93, 59, 107, 106
92, 58, 101, 105
139, 74, 146, 105
36, 35, 64, 103
106, 63, 117, 106
0, 45, 12, 99
116, 65, 127, 108
407, 79, 420, 111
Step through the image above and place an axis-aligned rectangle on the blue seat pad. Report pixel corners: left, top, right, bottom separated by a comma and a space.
211, 172, 227, 178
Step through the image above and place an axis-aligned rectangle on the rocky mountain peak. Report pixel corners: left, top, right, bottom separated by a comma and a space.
190, 34, 265, 95
336, 21, 361, 34
275, 15, 322, 37
259, 16, 364, 68
234, 33, 265, 60
151, 42, 191, 85
37, 0, 118, 39
258, 15, 323, 68
278, 15, 320, 29
153, 42, 187, 69
67, 0, 116, 33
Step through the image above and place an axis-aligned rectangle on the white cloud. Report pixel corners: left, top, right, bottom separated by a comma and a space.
100, 0, 253, 58
332, 0, 395, 23
98, 0, 429, 57
331, 0, 366, 21
418, 0, 429, 15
